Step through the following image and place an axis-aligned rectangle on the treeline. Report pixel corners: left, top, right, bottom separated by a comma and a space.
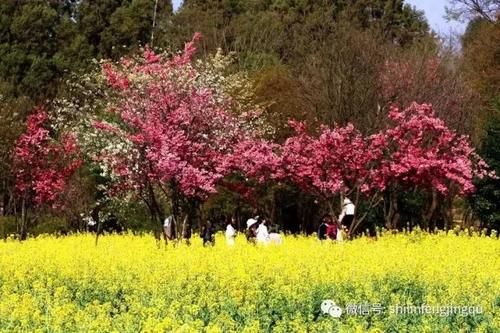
0, 0, 498, 237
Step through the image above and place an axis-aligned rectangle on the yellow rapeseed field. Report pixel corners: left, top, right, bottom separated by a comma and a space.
0, 230, 498, 332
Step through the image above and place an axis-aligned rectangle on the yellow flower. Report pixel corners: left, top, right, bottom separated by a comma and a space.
0, 231, 497, 331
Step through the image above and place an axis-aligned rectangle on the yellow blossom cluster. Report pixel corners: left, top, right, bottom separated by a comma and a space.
0, 230, 498, 332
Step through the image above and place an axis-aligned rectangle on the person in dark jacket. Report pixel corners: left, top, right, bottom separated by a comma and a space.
318, 215, 329, 240
200, 220, 215, 246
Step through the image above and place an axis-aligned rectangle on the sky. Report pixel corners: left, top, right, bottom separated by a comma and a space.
172, 0, 466, 35
406, 0, 466, 35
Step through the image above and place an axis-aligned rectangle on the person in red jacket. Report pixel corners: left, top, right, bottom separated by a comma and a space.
326, 216, 338, 240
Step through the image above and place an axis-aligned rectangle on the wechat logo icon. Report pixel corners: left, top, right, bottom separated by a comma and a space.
321, 300, 343, 318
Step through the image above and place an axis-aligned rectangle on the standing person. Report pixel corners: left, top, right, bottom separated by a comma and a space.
225, 217, 237, 246
326, 216, 338, 240
256, 218, 270, 244
200, 220, 215, 246
339, 198, 355, 231
318, 215, 329, 240
163, 215, 176, 241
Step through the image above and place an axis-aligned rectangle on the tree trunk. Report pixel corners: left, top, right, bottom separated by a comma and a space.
443, 195, 453, 231
327, 200, 335, 220
20, 197, 28, 241
91, 203, 103, 245
0, 202, 5, 242
422, 190, 438, 231
147, 183, 165, 243
95, 216, 102, 246
348, 187, 361, 236
384, 191, 399, 230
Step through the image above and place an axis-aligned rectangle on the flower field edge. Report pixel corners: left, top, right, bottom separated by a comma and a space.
0, 232, 498, 332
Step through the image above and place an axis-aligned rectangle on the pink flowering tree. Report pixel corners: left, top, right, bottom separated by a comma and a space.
232, 103, 493, 235
87, 34, 266, 240
278, 121, 386, 234
227, 120, 385, 234
377, 103, 492, 229
13, 107, 81, 239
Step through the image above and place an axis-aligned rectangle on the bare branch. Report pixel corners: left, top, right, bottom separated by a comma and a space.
446, 0, 499, 22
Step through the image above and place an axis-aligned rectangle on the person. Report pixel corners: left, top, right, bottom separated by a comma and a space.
269, 232, 282, 245
267, 222, 282, 245
339, 198, 355, 230
103, 213, 123, 233
182, 216, 192, 246
245, 215, 259, 243
337, 225, 345, 242
200, 220, 215, 246
326, 216, 338, 240
256, 218, 270, 244
318, 215, 329, 240
84, 214, 97, 233
225, 217, 237, 246
163, 215, 176, 241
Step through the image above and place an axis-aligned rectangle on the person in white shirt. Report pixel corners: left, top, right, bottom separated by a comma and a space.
256, 218, 270, 244
225, 218, 237, 246
339, 198, 355, 232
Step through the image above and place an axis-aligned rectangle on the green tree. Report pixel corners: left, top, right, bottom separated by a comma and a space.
470, 102, 500, 232
0, 0, 173, 221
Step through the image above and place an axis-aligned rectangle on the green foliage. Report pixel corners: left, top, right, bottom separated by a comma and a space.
0, 0, 173, 227
470, 101, 500, 232
0, 0, 173, 101
173, 0, 430, 62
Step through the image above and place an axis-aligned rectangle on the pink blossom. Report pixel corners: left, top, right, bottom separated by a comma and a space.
13, 107, 82, 207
